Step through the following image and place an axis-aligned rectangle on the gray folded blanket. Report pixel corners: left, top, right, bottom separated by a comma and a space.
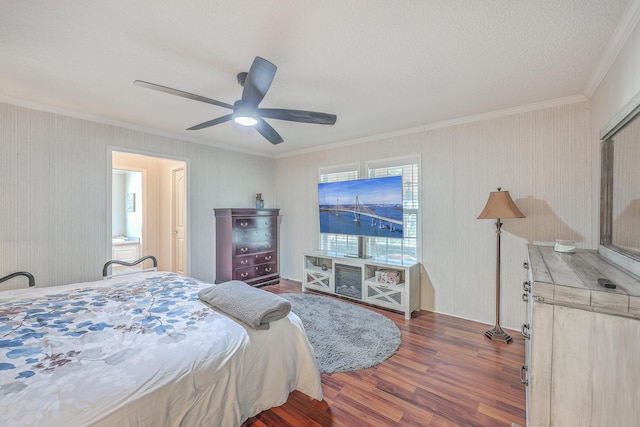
198, 280, 291, 330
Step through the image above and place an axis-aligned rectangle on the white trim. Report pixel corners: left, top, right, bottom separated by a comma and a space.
276, 94, 588, 159
108, 145, 190, 164
584, 0, 640, 98
1, 83, 591, 161
599, 89, 640, 140
318, 162, 360, 179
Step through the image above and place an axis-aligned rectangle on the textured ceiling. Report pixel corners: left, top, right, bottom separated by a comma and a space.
0, 0, 632, 156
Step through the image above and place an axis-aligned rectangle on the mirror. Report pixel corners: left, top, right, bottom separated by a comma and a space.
600, 91, 640, 272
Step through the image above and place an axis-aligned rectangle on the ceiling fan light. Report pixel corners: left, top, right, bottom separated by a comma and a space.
234, 116, 258, 126
233, 101, 258, 126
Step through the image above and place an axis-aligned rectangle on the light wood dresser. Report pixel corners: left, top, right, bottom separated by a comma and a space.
523, 245, 640, 427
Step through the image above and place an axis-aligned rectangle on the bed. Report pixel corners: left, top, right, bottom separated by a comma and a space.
0, 262, 322, 426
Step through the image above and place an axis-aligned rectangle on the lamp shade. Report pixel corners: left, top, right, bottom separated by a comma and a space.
477, 189, 525, 220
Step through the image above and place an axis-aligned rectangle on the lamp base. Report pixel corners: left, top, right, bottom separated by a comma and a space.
484, 325, 513, 344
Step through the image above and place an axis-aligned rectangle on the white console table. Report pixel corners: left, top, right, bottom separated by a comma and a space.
303, 251, 420, 319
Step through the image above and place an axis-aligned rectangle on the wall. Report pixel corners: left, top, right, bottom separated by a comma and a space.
0, 102, 275, 288
275, 100, 592, 330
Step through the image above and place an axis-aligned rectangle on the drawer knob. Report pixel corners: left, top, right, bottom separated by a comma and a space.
265, 267, 272, 273
240, 247, 249, 253
523, 262, 529, 270
240, 222, 248, 227
265, 256, 272, 261
523, 281, 531, 293
240, 272, 249, 278
522, 293, 529, 303
240, 259, 249, 265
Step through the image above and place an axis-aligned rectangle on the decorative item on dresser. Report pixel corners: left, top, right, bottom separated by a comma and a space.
215, 208, 280, 286
255, 193, 264, 209
477, 187, 526, 344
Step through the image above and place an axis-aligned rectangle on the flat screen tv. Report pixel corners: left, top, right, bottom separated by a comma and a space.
318, 175, 404, 239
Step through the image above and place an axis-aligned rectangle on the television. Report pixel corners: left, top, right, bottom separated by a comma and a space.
318, 175, 404, 240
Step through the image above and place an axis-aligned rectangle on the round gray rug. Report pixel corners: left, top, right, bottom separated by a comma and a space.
280, 293, 401, 373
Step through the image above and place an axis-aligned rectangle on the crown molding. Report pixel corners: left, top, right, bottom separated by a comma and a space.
276, 94, 588, 159
584, 0, 640, 98
1, 91, 589, 161
0, 95, 274, 159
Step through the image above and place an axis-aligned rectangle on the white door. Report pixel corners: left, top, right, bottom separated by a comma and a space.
172, 167, 187, 275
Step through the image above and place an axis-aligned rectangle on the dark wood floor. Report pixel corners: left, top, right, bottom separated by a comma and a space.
243, 279, 526, 427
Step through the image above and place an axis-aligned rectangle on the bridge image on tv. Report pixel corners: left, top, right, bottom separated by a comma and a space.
319, 199, 404, 238
318, 176, 404, 238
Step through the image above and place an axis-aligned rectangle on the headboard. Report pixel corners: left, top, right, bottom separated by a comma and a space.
0, 271, 35, 288
102, 255, 158, 279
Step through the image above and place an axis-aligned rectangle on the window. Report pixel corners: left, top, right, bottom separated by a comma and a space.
367, 157, 419, 262
319, 156, 420, 262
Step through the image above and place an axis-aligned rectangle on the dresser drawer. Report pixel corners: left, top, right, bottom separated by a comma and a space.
234, 241, 276, 256
234, 227, 276, 243
234, 251, 277, 268
233, 216, 274, 230
235, 262, 277, 281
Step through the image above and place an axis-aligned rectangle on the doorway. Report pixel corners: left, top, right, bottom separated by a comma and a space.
111, 151, 188, 274
112, 169, 144, 274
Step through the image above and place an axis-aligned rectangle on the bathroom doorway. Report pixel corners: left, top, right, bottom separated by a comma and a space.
112, 169, 144, 273
111, 151, 188, 275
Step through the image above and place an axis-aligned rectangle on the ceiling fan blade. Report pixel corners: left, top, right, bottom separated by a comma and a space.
254, 118, 284, 144
241, 57, 277, 106
258, 108, 337, 125
134, 80, 233, 109
187, 114, 233, 130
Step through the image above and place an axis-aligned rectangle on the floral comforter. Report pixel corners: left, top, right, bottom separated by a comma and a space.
0, 272, 322, 426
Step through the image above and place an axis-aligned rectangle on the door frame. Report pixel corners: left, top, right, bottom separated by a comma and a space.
108, 146, 190, 276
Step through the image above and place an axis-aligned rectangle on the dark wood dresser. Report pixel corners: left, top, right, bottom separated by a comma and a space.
214, 208, 280, 286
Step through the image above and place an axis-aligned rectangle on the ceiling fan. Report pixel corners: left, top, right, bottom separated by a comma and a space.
134, 56, 337, 145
